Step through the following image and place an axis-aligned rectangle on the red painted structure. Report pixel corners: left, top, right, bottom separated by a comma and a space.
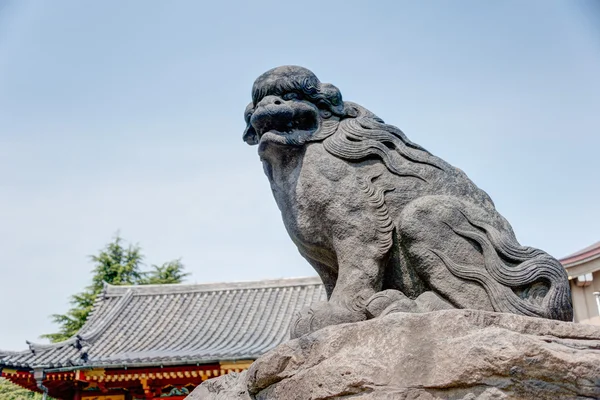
0, 278, 324, 399
2, 362, 249, 399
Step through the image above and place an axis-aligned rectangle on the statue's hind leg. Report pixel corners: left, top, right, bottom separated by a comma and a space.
395, 195, 498, 312
395, 195, 572, 321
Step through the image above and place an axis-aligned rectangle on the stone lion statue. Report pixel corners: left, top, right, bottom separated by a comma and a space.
243, 66, 573, 338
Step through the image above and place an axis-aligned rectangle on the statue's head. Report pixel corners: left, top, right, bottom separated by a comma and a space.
243, 66, 348, 147
243, 66, 444, 180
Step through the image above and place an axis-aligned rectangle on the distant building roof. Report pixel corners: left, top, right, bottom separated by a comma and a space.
0, 350, 16, 358
0, 277, 325, 371
560, 241, 600, 269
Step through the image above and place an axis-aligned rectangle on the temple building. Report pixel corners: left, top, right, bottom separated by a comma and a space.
559, 241, 600, 325
0, 277, 325, 400
8, 242, 598, 399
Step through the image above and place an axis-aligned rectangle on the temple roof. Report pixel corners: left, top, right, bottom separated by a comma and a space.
559, 241, 600, 268
0, 277, 325, 372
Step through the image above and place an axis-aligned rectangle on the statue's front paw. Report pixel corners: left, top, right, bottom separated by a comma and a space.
290, 301, 366, 339
365, 290, 456, 318
365, 289, 417, 318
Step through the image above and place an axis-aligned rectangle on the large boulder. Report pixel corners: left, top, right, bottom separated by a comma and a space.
190, 309, 600, 399
187, 371, 250, 400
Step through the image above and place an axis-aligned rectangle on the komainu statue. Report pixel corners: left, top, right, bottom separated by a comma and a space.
243, 66, 573, 338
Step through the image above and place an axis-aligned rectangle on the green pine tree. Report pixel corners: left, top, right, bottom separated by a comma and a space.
140, 259, 189, 284
0, 378, 44, 400
41, 234, 188, 343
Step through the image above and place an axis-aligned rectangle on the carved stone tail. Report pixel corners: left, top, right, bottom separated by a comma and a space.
432, 212, 573, 322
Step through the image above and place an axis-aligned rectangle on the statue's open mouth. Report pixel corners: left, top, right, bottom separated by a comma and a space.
251, 103, 319, 142
259, 117, 315, 137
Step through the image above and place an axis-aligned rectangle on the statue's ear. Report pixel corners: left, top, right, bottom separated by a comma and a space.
243, 124, 259, 145
343, 103, 359, 118
341, 101, 383, 122
319, 83, 345, 117
243, 103, 258, 145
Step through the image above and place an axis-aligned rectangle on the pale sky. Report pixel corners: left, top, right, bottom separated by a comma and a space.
1, 0, 598, 351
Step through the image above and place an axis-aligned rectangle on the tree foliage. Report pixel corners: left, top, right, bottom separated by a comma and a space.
41, 234, 189, 342
0, 378, 44, 400
140, 260, 188, 284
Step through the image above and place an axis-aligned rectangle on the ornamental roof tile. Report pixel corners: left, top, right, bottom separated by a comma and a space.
559, 241, 600, 268
0, 277, 325, 371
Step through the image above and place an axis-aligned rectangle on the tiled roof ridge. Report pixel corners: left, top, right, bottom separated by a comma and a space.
103, 276, 323, 297
560, 241, 600, 267
0, 350, 17, 360
23, 289, 135, 353
1, 280, 327, 371
79, 289, 134, 342
81, 283, 113, 331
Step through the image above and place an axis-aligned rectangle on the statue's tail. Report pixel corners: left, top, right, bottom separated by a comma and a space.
432, 212, 573, 322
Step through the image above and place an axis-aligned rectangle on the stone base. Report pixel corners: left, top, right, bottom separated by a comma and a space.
187, 371, 250, 400
188, 309, 600, 399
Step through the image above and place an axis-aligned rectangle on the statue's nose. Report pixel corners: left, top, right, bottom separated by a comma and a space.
256, 95, 284, 108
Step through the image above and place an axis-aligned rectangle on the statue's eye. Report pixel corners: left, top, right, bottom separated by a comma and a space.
316, 100, 329, 110
245, 113, 253, 122
282, 92, 300, 101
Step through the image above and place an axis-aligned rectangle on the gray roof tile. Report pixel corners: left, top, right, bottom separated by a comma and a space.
0, 277, 325, 371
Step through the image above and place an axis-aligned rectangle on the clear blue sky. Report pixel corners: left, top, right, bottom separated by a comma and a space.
1, 0, 598, 350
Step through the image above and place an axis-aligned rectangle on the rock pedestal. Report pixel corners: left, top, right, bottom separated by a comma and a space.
188, 309, 600, 399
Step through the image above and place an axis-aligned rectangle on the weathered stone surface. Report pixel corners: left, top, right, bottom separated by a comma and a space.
243, 66, 573, 339
193, 310, 600, 399
188, 371, 250, 400
250, 310, 600, 399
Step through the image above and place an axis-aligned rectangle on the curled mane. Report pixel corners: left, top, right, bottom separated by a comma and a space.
321, 103, 447, 182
